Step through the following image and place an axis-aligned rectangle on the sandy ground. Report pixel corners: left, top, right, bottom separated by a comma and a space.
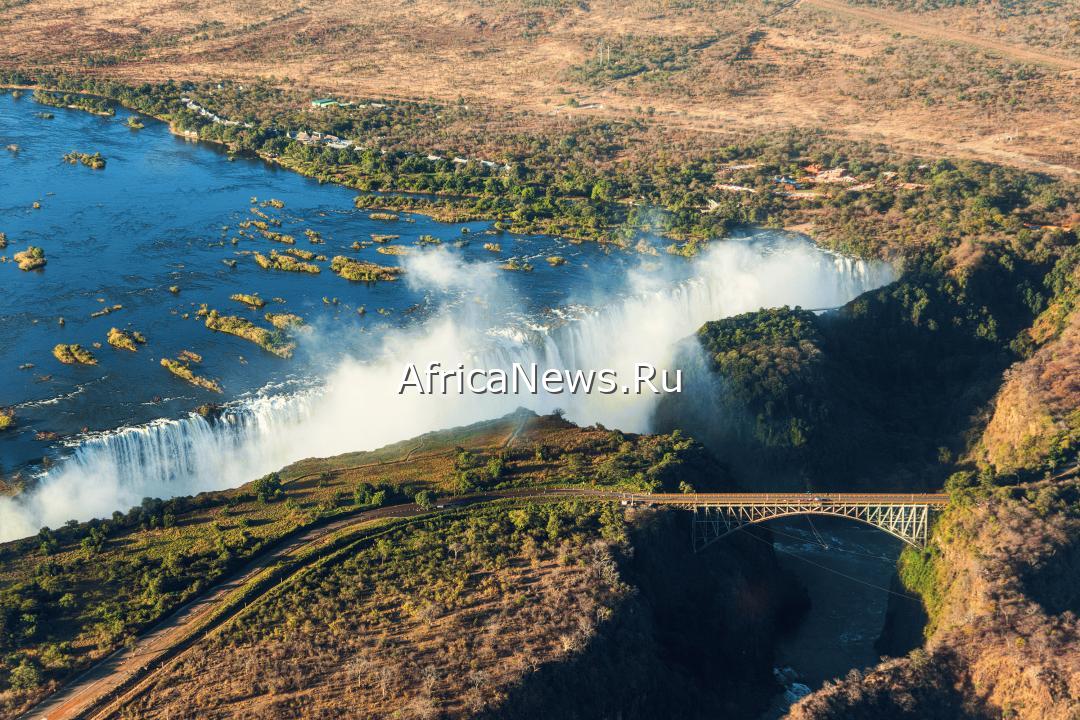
2, 0, 1076, 176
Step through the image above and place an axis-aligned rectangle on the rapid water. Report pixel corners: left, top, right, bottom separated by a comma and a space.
758, 517, 915, 718
0, 90, 895, 540
0, 89, 647, 470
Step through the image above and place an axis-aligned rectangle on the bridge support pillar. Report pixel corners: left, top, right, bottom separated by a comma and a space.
692, 505, 744, 552
690, 500, 935, 552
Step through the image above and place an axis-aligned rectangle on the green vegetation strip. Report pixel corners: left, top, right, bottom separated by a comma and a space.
89, 497, 585, 716
4, 73, 1075, 259
82, 513, 410, 718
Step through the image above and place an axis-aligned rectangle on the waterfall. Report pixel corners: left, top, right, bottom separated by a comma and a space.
0, 237, 894, 541
477, 240, 893, 431
0, 393, 317, 540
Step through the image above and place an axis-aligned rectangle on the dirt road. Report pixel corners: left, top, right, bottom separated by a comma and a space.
800, 0, 1079, 70
17, 489, 945, 719
16, 487, 608, 720
16, 504, 418, 720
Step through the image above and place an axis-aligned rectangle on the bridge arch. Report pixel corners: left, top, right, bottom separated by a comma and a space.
619, 493, 946, 551
686, 497, 939, 552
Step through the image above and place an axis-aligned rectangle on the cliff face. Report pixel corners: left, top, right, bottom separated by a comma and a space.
655, 267, 1024, 492
788, 248, 1080, 720
979, 257, 1079, 474
658, 240, 1080, 720
789, 477, 1080, 720
479, 509, 808, 720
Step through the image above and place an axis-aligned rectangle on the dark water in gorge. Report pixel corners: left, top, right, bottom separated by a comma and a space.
756, 517, 917, 717
0, 90, 921, 713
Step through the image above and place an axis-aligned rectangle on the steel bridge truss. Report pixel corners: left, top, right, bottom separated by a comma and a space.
691, 499, 933, 551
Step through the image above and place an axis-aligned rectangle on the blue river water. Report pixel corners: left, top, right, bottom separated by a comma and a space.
0, 89, 893, 487
0, 88, 915, 715
0, 90, 685, 470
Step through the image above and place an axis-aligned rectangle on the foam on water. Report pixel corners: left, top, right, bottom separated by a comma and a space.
0, 237, 894, 540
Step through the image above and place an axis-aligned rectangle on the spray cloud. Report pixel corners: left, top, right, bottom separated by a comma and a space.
0, 237, 893, 541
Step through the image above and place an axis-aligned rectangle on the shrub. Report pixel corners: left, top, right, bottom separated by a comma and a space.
252, 472, 284, 503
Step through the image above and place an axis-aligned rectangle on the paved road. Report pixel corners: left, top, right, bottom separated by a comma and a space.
17, 489, 944, 719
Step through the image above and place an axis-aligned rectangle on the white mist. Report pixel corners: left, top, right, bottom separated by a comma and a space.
0, 237, 893, 541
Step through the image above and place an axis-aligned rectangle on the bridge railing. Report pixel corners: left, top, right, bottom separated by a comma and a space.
624, 492, 948, 507
610, 491, 948, 550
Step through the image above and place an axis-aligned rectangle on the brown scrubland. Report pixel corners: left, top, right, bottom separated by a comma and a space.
0, 0, 1077, 177
1, 1, 1078, 718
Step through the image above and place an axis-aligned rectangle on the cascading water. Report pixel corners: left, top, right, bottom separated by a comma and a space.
0, 393, 318, 540
0, 237, 894, 541
485, 241, 894, 431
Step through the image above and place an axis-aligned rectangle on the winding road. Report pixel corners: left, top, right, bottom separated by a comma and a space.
17, 489, 947, 720
16, 487, 611, 720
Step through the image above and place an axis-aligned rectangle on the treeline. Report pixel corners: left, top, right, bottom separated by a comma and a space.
451, 427, 721, 495
5, 72, 1074, 258
30, 90, 113, 116
663, 225, 1073, 490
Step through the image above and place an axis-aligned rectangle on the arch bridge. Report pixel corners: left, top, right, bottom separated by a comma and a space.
622, 492, 949, 551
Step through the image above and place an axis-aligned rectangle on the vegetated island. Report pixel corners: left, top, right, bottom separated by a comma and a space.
13, 246, 46, 271
330, 256, 402, 282
501, 257, 533, 272
62, 151, 106, 169
160, 358, 222, 393
253, 250, 320, 274
106, 327, 146, 351
229, 293, 265, 310
265, 312, 306, 330
204, 309, 295, 358
52, 344, 97, 365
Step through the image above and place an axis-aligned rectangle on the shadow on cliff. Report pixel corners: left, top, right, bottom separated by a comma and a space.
476, 509, 809, 720
1021, 531, 1080, 617
654, 261, 1041, 493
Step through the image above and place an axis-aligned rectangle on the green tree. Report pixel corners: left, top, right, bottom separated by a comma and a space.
354, 482, 375, 505
252, 472, 283, 503
81, 526, 108, 554
10, 659, 43, 690
590, 179, 611, 202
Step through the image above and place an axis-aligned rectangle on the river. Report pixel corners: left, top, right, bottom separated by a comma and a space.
756, 517, 919, 717
1, 89, 893, 555
0, 89, 656, 471
0, 87, 923, 718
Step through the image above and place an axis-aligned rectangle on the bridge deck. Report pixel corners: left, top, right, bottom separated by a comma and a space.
655, 492, 949, 550
641, 492, 949, 506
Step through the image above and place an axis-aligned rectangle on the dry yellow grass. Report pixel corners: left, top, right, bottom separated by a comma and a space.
1, 0, 1077, 176
124, 547, 616, 719
980, 312, 1080, 473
